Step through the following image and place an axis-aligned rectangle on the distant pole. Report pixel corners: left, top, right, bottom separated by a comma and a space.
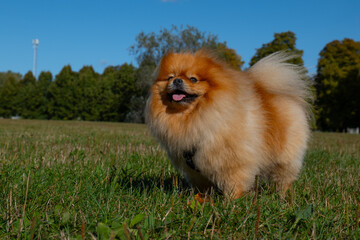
32, 39, 39, 78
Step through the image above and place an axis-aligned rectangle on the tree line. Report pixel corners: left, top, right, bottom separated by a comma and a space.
0, 25, 359, 131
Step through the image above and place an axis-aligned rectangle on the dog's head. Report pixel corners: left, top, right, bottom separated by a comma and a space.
153, 50, 231, 112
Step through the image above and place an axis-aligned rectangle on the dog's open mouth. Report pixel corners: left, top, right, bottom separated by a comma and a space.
169, 90, 198, 103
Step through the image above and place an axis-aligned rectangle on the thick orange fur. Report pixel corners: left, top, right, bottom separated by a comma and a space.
146, 50, 312, 198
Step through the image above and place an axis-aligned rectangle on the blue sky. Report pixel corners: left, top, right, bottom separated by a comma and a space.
1, 0, 359, 77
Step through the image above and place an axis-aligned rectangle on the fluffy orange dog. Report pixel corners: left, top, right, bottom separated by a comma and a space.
146, 50, 312, 198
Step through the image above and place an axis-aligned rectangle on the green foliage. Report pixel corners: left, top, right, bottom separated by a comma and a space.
0, 71, 22, 87
97, 69, 117, 122
130, 25, 244, 69
1, 31, 359, 130
0, 76, 20, 117
0, 63, 140, 122
250, 31, 305, 66
124, 60, 157, 123
112, 64, 138, 121
0, 120, 359, 239
21, 71, 36, 85
315, 38, 360, 131
130, 25, 219, 65
101, 64, 138, 122
76, 66, 101, 121
0, 71, 52, 120
38, 71, 53, 83
215, 42, 244, 70
16, 71, 41, 119
47, 65, 79, 120
36, 71, 53, 119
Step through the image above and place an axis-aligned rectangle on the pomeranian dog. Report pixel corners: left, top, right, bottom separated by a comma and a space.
145, 50, 312, 198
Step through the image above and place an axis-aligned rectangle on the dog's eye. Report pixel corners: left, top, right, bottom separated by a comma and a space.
168, 76, 174, 81
190, 77, 198, 83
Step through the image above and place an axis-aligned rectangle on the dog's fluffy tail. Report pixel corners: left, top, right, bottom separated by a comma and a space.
247, 51, 314, 107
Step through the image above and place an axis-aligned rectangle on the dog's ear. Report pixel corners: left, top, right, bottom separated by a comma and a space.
162, 49, 175, 59
159, 50, 175, 67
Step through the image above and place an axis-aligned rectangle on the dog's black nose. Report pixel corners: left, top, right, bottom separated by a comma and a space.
173, 78, 183, 87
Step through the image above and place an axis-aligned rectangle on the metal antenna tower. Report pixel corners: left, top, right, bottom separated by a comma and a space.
32, 39, 39, 78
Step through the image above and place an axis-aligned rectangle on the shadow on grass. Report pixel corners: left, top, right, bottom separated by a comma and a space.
109, 165, 193, 195
109, 166, 278, 199
109, 166, 281, 199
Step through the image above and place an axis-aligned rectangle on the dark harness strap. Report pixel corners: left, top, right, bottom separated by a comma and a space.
183, 148, 200, 172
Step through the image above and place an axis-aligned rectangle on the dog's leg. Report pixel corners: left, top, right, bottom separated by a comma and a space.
219, 166, 258, 199
270, 153, 303, 195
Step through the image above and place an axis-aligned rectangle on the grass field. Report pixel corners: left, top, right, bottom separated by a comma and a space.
0, 119, 359, 239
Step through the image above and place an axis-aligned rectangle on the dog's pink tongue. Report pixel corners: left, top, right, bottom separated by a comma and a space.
172, 94, 186, 101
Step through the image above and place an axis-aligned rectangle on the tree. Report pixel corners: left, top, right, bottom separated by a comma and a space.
315, 38, 360, 131
0, 76, 20, 117
0, 71, 22, 118
96, 71, 116, 121
76, 66, 101, 121
121, 59, 157, 123
215, 42, 244, 70
130, 25, 244, 68
250, 31, 305, 66
48, 65, 79, 120
16, 71, 38, 118
34, 71, 53, 119
21, 71, 36, 85
113, 64, 138, 121
0, 71, 22, 87
38, 71, 53, 84
100, 64, 138, 122
130, 25, 219, 66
